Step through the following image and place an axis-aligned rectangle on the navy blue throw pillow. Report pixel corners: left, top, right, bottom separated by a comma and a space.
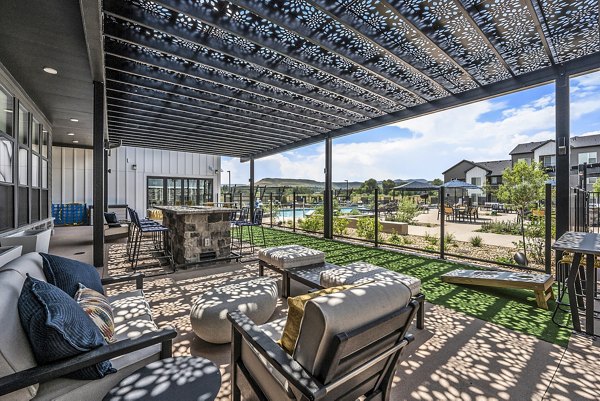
40, 253, 104, 298
18, 276, 115, 380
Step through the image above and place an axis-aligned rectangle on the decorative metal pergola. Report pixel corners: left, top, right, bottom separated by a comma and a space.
91, 0, 599, 264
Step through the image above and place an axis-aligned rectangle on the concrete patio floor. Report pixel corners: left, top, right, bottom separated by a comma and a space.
48, 226, 600, 401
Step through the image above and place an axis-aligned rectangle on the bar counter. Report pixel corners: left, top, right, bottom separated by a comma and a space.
154, 206, 236, 265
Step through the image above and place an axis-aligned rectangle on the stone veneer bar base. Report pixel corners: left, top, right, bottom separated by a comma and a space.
158, 206, 234, 266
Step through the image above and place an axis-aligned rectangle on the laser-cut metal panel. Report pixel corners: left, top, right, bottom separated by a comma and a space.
102, 0, 600, 158
459, 0, 553, 73
537, 0, 599, 63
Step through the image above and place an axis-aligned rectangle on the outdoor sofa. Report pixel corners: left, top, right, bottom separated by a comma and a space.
0, 252, 176, 401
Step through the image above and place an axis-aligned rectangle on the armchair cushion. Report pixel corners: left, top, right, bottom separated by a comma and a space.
279, 285, 354, 355
75, 284, 116, 343
294, 280, 412, 381
18, 276, 115, 380
40, 253, 104, 298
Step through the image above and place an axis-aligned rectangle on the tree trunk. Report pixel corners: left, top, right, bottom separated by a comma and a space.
521, 207, 527, 259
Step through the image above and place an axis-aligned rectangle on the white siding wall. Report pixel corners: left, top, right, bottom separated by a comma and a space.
465, 166, 486, 198
52, 146, 221, 216
533, 141, 556, 161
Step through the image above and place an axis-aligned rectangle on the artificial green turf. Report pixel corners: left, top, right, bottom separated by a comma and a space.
250, 228, 571, 347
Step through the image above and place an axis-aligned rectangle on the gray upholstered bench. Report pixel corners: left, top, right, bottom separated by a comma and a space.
258, 245, 325, 297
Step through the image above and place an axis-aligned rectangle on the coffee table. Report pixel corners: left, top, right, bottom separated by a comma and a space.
103, 356, 221, 401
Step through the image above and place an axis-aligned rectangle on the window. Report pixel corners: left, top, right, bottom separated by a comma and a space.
31, 119, 40, 153
41, 128, 48, 157
18, 106, 29, 146
18, 148, 28, 185
471, 177, 482, 187
517, 157, 531, 164
31, 154, 39, 188
0, 138, 12, 183
578, 152, 597, 164
41, 160, 47, 189
147, 177, 214, 208
0, 86, 13, 137
540, 155, 556, 167
490, 176, 498, 185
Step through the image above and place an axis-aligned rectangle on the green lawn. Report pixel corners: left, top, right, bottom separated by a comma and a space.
251, 228, 571, 347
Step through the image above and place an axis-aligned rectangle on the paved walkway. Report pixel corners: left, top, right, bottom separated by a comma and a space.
409, 209, 522, 248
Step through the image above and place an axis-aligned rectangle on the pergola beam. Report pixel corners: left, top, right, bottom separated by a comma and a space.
104, 54, 353, 128
106, 90, 309, 138
105, 81, 317, 138
103, 36, 375, 120
105, 67, 337, 132
103, 0, 401, 113
245, 51, 600, 161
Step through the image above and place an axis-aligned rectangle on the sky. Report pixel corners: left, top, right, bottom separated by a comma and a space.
222, 70, 600, 185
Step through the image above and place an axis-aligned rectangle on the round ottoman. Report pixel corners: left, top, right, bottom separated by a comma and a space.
190, 276, 278, 344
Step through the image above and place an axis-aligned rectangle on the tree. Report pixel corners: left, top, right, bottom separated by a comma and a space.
359, 178, 379, 194
381, 179, 396, 195
431, 178, 443, 186
496, 161, 548, 259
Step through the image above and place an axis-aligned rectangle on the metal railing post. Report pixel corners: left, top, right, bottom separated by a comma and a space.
270, 192, 273, 228
544, 183, 552, 274
374, 188, 379, 247
440, 187, 445, 259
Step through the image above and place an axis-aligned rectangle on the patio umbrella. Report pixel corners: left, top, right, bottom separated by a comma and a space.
442, 180, 482, 205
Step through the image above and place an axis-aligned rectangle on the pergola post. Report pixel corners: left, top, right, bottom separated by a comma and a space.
249, 157, 255, 221
324, 137, 333, 239
93, 81, 105, 268
555, 67, 570, 238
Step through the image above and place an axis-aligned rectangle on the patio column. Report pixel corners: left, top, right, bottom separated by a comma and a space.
93, 81, 105, 268
555, 67, 570, 238
324, 137, 333, 239
249, 157, 255, 220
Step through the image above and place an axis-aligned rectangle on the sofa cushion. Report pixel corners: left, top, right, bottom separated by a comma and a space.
18, 276, 115, 380
108, 290, 151, 325
0, 268, 41, 401
40, 253, 104, 298
258, 245, 325, 270
279, 286, 353, 355
320, 261, 421, 297
75, 284, 116, 343
293, 280, 412, 381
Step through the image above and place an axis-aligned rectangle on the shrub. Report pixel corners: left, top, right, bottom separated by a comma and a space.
298, 214, 323, 233
388, 230, 403, 245
424, 232, 439, 246
469, 235, 483, 247
391, 199, 420, 223
444, 233, 455, 244
477, 220, 521, 235
356, 217, 383, 241
403, 236, 414, 245
333, 217, 348, 236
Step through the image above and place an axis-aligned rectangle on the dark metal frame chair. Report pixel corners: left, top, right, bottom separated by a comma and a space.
228, 298, 418, 401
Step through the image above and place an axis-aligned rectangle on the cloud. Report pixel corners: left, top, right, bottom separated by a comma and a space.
223, 72, 600, 183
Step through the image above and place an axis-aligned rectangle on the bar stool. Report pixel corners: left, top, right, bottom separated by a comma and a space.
237, 209, 266, 254
128, 209, 173, 271
231, 207, 250, 254
552, 251, 599, 328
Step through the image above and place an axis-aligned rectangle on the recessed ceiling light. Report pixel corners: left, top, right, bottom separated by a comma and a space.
43, 67, 58, 75
4, 109, 12, 113
67, 132, 75, 136
72, 140, 79, 144
69, 118, 79, 122
42, 130, 48, 133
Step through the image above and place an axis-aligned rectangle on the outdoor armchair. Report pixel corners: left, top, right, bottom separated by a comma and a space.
228, 280, 418, 401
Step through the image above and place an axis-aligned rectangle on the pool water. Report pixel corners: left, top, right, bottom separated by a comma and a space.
277, 207, 355, 218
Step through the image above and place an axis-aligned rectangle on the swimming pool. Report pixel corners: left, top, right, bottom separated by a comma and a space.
277, 207, 355, 218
